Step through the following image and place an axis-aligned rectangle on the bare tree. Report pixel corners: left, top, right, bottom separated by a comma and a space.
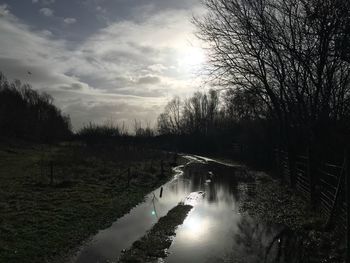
157, 97, 182, 135
194, 0, 350, 147
165, 96, 182, 134
0, 72, 71, 142
223, 88, 266, 121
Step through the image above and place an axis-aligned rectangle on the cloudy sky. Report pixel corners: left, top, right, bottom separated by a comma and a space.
0, 0, 207, 130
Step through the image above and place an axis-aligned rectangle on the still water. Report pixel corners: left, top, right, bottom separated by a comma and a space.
73, 155, 306, 263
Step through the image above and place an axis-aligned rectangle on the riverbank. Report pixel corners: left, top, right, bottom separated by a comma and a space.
0, 141, 176, 263
239, 170, 346, 262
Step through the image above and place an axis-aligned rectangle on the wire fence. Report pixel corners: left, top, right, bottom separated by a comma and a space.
274, 149, 348, 233
295, 154, 311, 202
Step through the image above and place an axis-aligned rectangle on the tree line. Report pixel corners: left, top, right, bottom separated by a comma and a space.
197, 0, 350, 162
0, 72, 71, 143
157, 0, 350, 169
2, 0, 349, 167
156, 88, 273, 165
76, 120, 155, 146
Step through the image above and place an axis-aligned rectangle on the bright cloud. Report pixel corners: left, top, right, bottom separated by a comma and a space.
39, 7, 53, 17
63, 17, 77, 24
0, 1, 206, 130
0, 4, 10, 16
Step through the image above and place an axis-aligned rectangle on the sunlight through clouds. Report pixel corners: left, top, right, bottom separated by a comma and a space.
0, 0, 206, 129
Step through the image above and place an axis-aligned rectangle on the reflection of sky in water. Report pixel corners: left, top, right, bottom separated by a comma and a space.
73, 156, 303, 263
166, 184, 241, 263
73, 159, 203, 263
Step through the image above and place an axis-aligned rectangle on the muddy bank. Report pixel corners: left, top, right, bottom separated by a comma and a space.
118, 203, 193, 263
239, 171, 346, 263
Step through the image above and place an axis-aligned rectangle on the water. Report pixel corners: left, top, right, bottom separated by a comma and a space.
72, 155, 306, 263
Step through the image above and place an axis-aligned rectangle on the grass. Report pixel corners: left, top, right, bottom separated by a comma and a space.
239, 171, 346, 263
0, 141, 176, 263
118, 203, 193, 262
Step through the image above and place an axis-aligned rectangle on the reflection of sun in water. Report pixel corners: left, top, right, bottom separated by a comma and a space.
182, 215, 209, 240
178, 46, 206, 71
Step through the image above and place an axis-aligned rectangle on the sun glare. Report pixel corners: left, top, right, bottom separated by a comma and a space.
182, 215, 210, 240
178, 46, 206, 71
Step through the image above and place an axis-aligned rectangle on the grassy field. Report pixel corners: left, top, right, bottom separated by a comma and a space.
0, 140, 176, 263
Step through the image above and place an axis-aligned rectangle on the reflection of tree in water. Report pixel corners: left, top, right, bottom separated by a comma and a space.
230, 217, 309, 263
182, 162, 240, 204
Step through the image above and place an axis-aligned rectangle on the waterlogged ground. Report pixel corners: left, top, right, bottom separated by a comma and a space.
72, 155, 307, 263
0, 143, 175, 263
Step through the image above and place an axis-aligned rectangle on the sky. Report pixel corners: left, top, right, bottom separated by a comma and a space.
0, 0, 207, 130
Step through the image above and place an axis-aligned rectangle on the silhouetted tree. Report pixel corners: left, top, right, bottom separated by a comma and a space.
193, 0, 350, 186
194, 0, 350, 149
157, 96, 182, 135
0, 72, 71, 142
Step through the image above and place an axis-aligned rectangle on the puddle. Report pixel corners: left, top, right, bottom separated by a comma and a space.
72, 156, 307, 263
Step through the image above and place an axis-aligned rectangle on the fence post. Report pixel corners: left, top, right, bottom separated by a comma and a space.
308, 147, 318, 208
173, 152, 178, 166
275, 149, 281, 179
289, 150, 297, 188
40, 159, 43, 178
160, 160, 164, 178
345, 151, 349, 263
127, 167, 131, 187
50, 161, 54, 185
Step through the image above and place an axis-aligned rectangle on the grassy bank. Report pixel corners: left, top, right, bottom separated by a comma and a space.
0, 141, 176, 263
239, 171, 346, 262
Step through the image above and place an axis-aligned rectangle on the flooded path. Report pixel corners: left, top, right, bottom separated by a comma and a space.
72, 155, 306, 263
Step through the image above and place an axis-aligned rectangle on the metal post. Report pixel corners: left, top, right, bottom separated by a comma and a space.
159, 187, 163, 198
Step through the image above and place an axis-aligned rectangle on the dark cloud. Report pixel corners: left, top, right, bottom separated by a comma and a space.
137, 76, 161, 85
64, 99, 163, 129
59, 83, 83, 91
6, 0, 201, 43
101, 50, 155, 65
32, 0, 55, 5
127, 42, 160, 56
106, 86, 167, 98
0, 57, 67, 86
